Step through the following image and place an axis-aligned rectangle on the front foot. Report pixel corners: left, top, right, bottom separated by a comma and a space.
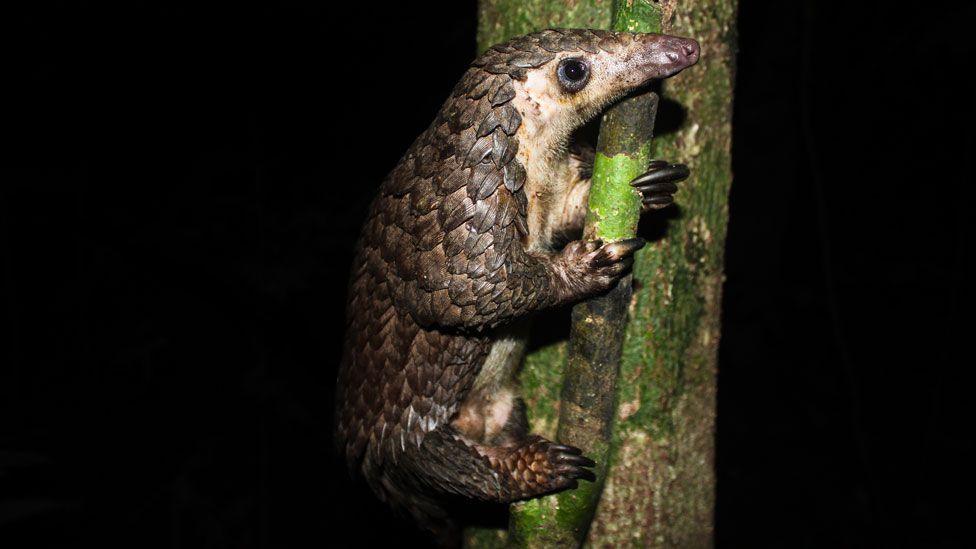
557, 237, 646, 302
631, 160, 690, 211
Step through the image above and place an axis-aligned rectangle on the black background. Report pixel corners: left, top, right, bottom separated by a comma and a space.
5, 1, 974, 547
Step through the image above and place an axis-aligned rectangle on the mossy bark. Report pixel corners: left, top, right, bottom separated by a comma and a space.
469, 1, 736, 547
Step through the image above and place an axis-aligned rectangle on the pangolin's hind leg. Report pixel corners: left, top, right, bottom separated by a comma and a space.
370, 424, 593, 542
401, 425, 595, 503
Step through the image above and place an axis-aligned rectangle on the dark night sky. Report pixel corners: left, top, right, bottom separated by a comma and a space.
5, 1, 974, 547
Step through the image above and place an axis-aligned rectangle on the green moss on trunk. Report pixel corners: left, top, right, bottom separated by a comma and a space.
477, 0, 610, 44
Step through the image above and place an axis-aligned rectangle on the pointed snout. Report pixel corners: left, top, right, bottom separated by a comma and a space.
666, 36, 700, 66
632, 34, 701, 80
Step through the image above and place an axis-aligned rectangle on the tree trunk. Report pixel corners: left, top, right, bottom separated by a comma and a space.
468, 1, 736, 547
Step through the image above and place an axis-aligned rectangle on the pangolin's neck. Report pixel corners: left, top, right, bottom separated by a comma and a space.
517, 140, 574, 253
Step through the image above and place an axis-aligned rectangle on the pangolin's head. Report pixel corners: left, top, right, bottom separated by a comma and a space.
454, 29, 699, 156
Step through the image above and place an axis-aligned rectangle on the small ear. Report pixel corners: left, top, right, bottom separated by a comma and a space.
569, 116, 600, 179
569, 140, 595, 180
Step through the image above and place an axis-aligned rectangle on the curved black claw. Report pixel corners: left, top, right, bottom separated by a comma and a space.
589, 237, 646, 268
549, 443, 597, 483
631, 160, 690, 211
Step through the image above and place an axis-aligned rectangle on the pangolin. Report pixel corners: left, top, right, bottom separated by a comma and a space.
335, 28, 699, 532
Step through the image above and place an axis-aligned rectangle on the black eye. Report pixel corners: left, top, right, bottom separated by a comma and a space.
557, 58, 590, 92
